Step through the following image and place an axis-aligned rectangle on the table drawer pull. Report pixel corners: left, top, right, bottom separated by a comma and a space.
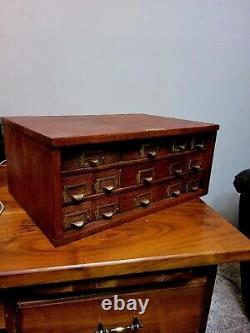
192, 165, 203, 172
71, 193, 85, 202
102, 185, 114, 194
96, 318, 143, 333
89, 159, 101, 167
174, 169, 183, 176
190, 186, 199, 192
140, 198, 150, 207
146, 151, 157, 159
102, 211, 114, 219
71, 220, 85, 228
171, 190, 181, 197
142, 177, 153, 184
194, 143, 205, 150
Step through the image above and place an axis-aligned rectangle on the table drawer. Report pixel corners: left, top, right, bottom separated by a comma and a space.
12, 284, 205, 333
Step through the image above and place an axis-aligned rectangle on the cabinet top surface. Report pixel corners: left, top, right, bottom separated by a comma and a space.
2, 114, 219, 147
0, 168, 249, 288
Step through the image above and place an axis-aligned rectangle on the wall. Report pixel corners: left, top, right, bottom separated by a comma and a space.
1, 0, 250, 224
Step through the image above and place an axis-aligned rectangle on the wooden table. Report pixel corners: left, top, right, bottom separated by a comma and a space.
0, 166, 250, 332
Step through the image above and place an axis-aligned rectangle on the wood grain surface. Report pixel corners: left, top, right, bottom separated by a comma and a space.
3, 114, 219, 147
0, 165, 250, 288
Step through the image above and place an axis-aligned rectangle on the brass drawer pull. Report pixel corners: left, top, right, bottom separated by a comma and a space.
71, 220, 85, 228
146, 151, 157, 159
195, 143, 205, 150
71, 193, 85, 202
96, 318, 143, 333
89, 159, 100, 167
142, 177, 153, 184
140, 198, 150, 207
190, 186, 199, 192
170, 190, 181, 197
174, 169, 183, 176
102, 185, 114, 194
176, 145, 185, 152
102, 211, 114, 219
192, 165, 203, 172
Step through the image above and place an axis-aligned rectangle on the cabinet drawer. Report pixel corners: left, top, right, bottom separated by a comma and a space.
13, 284, 205, 333
62, 174, 93, 203
63, 202, 92, 231
93, 195, 120, 221
62, 146, 121, 171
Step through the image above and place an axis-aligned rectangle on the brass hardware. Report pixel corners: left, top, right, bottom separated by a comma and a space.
195, 143, 205, 150
142, 177, 153, 184
146, 151, 157, 159
191, 186, 199, 192
94, 175, 119, 194
192, 165, 203, 172
71, 220, 85, 228
171, 190, 181, 197
96, 318, 143, 333
102, 211, 114, 219
89, 159, 100, 167
176, 145, 185, 152
140, 198, 150, 207
102, 185, 114, 194
174, 169, 183, 176
71, 193, 85, 202
137, 168, 155, 184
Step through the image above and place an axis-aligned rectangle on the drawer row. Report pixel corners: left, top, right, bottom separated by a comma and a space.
62, 134, 208, 172
63, 175, 203, 231
62, 153, 205, 204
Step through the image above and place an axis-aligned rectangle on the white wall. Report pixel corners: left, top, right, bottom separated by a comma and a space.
1, 0, 250, 224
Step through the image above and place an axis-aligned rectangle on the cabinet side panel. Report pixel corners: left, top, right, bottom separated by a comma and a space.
4, 124, 60, 239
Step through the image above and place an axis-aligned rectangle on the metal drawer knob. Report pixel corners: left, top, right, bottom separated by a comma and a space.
102, 185, 114, 194
140, 198, 150, 207
102, 211, 114, 219
71, 220, 85, 228
142, 177, 153, 184
71, 193, 85, 202
146, 151, 157, 159
96, 317, 143, 333
89, 159, 100, 167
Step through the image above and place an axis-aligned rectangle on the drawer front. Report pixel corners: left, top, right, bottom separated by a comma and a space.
120, 184, 166, 211
185, 175, 203, 193
62, 146, 121, 171
13, 285, 205, 333
62, 174, 93, 203
123, 141, 160, 161
122, 160, 168, 187
93, 195, 120, 221
169, 157, 187, 177
166, 180, 184, 198
94, 168, 121, 194
187, 153, 205, 174
63, 202, 92, 231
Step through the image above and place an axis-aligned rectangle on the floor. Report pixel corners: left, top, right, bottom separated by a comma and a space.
206, 264, 250, 333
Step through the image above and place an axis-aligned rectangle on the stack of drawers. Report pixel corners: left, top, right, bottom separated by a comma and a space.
3, 114, 219, 246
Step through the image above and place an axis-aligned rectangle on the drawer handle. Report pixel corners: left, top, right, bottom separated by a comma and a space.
71, 193, 85, 202
170, 190, 181, 197
89, 159, 100, 167
192, 165, 203, 172
174, 169, 183, 176
142, 177, 153, 184
190, 186, 199, 192
102, 185, 114, 194
176, 145, 185, 152
71, 220, 85, 228
96, 318, 143, 333
140, 198, 150, 207
195, 143, 205, 150
102, 211, 114, 219
146, 151, 157, 159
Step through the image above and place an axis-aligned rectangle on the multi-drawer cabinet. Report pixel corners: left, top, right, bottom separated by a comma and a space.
3, 114, 219, 246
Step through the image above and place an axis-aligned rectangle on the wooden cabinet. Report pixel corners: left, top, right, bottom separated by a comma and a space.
1, 167, 250, 333
3, 114, 219, 246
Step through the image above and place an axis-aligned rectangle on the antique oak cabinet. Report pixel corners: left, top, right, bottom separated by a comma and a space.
0, 167, 250, 333
3, 114, 219, 246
